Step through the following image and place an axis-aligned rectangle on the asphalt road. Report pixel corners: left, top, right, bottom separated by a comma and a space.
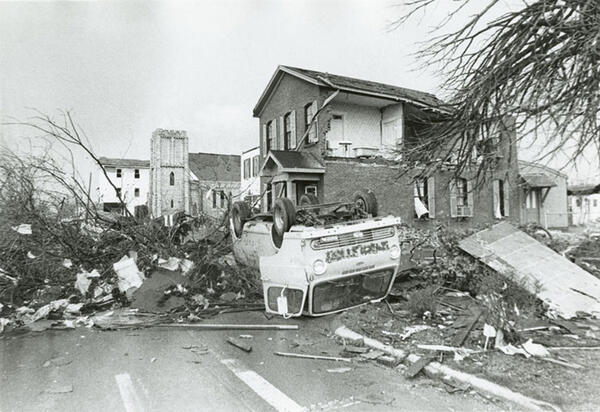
1, 312, 505, 412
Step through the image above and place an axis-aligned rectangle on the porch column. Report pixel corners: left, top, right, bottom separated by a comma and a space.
286, 180, 295, 204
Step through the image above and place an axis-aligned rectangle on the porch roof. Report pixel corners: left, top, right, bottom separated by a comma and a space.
520, 173, 557, 188
259, 150, 325, 176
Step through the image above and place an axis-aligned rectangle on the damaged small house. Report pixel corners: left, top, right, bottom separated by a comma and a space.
251, 65, 568, 231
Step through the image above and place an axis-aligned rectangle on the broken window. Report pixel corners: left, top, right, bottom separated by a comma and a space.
413, 177, 435, 219
243, 158, 251, 179
493, 179, 510, 218
169, 172, 175, 186
134, 169, 140, 179
450, 178, 473, 217
305, 101, 318, 143
116, 168, 122, 178
134, 188, 140, 197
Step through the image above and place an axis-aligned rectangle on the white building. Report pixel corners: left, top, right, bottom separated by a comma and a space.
97, 157, 150, 215
240, 146, 260, 207
569, 184, 600, 225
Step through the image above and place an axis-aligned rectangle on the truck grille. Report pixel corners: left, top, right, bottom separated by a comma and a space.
310, 226, 395, 250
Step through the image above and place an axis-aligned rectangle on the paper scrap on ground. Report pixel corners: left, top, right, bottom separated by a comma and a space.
459, 222, 600, 319
12, 224, 32, 235
113, 256, 146, 297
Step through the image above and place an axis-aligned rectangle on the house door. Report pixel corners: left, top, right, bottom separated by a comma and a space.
524, 189, 541, 224
327, 114, 346, 156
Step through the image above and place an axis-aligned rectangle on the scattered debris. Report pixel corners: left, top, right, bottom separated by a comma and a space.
12, 224, 32, 235
130, 270, 189, 313
43, 356, 73, 368
361, 350, 385, 360
113, 256, 146, 298
274, 352, 352, 362
327, 367, 352, 373
226, 336, 252, 352
399, 325, 430, 340
162, 323, 298, 330
44, 384, 73, 394
405, 355, 435, 378
376, 355, 402, 368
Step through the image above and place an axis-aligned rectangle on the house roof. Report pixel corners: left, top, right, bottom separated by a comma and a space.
253, 65, 445, 117
568, 184, 600, 195
98, 157, 150, 168
188, 152, 241, 182
520, 173, 557, 188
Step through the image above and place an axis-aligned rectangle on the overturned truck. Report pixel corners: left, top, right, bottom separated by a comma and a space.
231, 190, 402, 317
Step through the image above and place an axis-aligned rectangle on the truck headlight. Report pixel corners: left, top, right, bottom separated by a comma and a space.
390, 245, 401, 259
313, 259, 327, 275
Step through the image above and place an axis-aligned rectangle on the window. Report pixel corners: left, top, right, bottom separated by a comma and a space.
576, 198, 582, 207
212, 190, 217, 208
243, 158, 251, 179
134, 188, 140, 197
116, 169, 122, 178
305, 185, 317, 196
134, 169, 140, 179
220, 191, 226, 208
266, 121, 274, 153
413, 177, 435, 218
252, 155, 259, 177
594, 199, 598, 207
493, 179, 510, 218
526, 190, 538, 208
169, 171, 175, 186
115, 188, 122, 197
450, 178, 473, 217
284, 112, 294, 150
304, 102, 317, 143
170, 199, 174, 208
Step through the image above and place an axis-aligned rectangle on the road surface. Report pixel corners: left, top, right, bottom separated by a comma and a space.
1, 311, 505, 411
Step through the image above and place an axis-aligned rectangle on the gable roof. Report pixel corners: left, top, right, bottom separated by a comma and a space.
253, 65, 444, 117
519, 160, 568, 179
98, 157, 150, 168
260, 150, 325, 176
188, 152, 241, 182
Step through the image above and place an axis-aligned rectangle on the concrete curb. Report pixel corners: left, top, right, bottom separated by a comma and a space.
335, 326, 561, 412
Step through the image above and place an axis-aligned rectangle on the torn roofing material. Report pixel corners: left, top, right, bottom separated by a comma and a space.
459, 222, 600, 319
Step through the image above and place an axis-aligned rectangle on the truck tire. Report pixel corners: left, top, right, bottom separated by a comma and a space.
232, 201, 251, 237
273, 197, 296, 236
299, 193, 319, 206
353, 189, 378, 217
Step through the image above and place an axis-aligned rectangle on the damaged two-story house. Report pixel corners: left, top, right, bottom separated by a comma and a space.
252, 65, 539, 228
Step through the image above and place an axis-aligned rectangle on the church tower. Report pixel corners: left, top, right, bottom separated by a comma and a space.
149, 129, 190, 217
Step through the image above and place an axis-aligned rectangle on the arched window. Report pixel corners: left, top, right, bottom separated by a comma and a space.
169, 172, 175, 186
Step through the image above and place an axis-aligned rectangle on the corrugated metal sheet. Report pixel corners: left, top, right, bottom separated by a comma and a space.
459, 222, 600, 319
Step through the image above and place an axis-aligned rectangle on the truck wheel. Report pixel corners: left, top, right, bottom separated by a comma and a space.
232, 201, 251, 237
299, 193, 319, 206
273, 197, 296, 236
353, 189, 378, 217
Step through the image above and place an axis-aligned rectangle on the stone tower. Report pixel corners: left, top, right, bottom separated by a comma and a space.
149, 129, 190, 217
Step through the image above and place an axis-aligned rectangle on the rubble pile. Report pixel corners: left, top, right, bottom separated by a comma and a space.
0, 211, 261, 334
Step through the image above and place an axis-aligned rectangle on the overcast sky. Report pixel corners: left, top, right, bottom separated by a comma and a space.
1, 0, 597, 183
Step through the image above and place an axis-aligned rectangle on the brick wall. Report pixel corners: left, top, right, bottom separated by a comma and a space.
323, 158, 520, 229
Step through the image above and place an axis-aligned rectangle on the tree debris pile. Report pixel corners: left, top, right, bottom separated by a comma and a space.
0, 151, 261, 333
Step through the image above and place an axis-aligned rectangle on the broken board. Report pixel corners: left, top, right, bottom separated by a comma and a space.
459, 222, 600, 319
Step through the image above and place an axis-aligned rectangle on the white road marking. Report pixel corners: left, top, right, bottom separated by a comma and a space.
220, 358, 304, 412
115, 373, 144, 412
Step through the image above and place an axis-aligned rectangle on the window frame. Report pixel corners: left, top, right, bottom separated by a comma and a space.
169, 171, 175, 186
284, 112, 292, 150
134, 188, 140, 198
134, 169, 140, 179
116, 168, 122, 178
266, 121, 274, 153
243, 158, 251, 179
252, 155, 259, 177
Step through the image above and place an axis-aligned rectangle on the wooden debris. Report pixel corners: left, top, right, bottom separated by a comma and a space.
343, 345, 369, 354
405, 355, 435, 378
451, 310, 481, 347
539, 357, 584, 369
547, 346, 600, 351
376, 355, 402, 368
361, 350, 385, 360
162, 323, 298, 330
227, 337, 252, 353
274, 351, 352, 362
